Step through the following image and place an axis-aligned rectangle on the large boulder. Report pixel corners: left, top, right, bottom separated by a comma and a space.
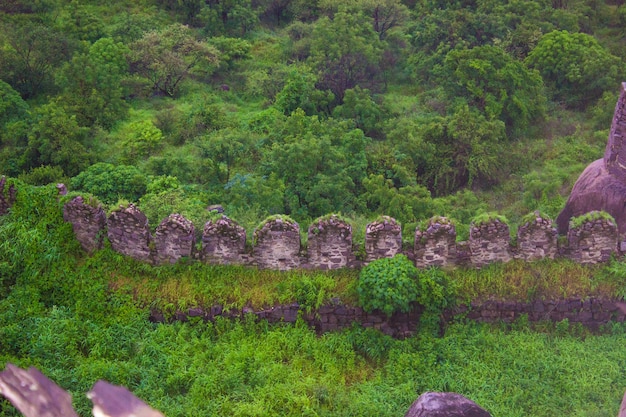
556, 159, 626, 235
557, 83, 626, 235
404, 392, 492, 417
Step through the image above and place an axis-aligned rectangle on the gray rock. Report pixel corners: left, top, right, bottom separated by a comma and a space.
404, 392, 492, 417
557, 83, 626, 235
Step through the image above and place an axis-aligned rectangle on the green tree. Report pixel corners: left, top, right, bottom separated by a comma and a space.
224, 173, 286, 216
261, 110, 369, 219
200, 0, 258, 36
308, 10, 384, 102
56, 0, 105, 42
120, 120, 164, 163
71, 162, 148, 204
58, 38, 130, 128
439, 45, 546, 132
129, 24, 219, 97
273, 65, 334, 115
525, 30, 621, 108
357, 254, 419, 317
362, 174, 434, 224
25, 101, 91, 176
0, 22, 72, 98
196, 129, 253, 184
413, 106, 505, 195
0, 81, 29, 129
332, 87, 386, 138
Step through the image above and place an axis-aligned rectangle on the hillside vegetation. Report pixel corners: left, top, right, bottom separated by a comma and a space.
1, 0, 624, 234
3, 0, 626, 416
2, 184, 626, 416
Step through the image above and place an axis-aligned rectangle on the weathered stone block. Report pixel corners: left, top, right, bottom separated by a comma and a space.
154, 214, 195, 264
107, 204, 153, 262
414, 217, 457, 268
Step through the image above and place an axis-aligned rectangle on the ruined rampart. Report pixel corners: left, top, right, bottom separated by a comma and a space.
57, 195, 623, 269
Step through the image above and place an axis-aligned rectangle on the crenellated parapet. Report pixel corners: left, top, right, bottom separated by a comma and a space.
516, 212, 558, 261
469, 215, 512, 268
253, 215, 301, 270
59, 196, 623, 269
154, 214, 195, 264
565, 212, 618, 264
307, 215, 355, 269
107, 204, 153, 262
63, 196, 106, 253
414, 217, 457, 268
201, 216, 246, 264
365, 216, 402, 263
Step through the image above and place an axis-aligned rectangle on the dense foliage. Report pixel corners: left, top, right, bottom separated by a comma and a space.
358, 254, 420, 317
1, 180, 626, 416
0, 0, 621, 231
2, 1, 626, 415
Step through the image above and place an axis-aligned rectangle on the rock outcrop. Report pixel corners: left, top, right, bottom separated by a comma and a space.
557, 83, 626, 236
404, 392, 492, 417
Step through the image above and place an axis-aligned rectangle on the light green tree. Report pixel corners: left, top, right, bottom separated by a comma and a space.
440, 45, 546, 132
25, 101, 91, 176
129, 24, 219, 97
308, 10, 384, 102
526, 30, 621, 108
58, 38, 130, 128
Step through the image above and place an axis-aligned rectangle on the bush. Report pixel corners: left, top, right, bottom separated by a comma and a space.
357, 254, 419, 317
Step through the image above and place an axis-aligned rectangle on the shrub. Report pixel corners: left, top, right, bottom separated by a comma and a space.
357, 254, 419, 317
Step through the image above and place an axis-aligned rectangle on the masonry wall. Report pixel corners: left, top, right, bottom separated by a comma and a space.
55, 196, 625, 269
152, 296, 626, 338
365, 216, 402, 263
516, 213, 558, 261
106, 204, 153, 262
253, 217, 301, 270
306, 215, 355, 269
566, 216, 618, 264
414, 217, 457, 268
63, 196, 106, 253
469, 218, 512, 268
201, 216, 246, 264
154, 214, 195, 264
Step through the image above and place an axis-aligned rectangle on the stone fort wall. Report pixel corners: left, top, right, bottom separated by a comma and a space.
0, 179, 622, 270
58, 195, 622, 269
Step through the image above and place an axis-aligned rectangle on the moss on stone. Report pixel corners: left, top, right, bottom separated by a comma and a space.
471, 212, 508, 227
569, 211, 615, 229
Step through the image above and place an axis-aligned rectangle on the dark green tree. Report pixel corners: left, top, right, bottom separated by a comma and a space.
261, 109, 369, 219
24, 101, 91, 176
71, 162, 148, 204
0, 22, 72, 98
200, 0, 259, 36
